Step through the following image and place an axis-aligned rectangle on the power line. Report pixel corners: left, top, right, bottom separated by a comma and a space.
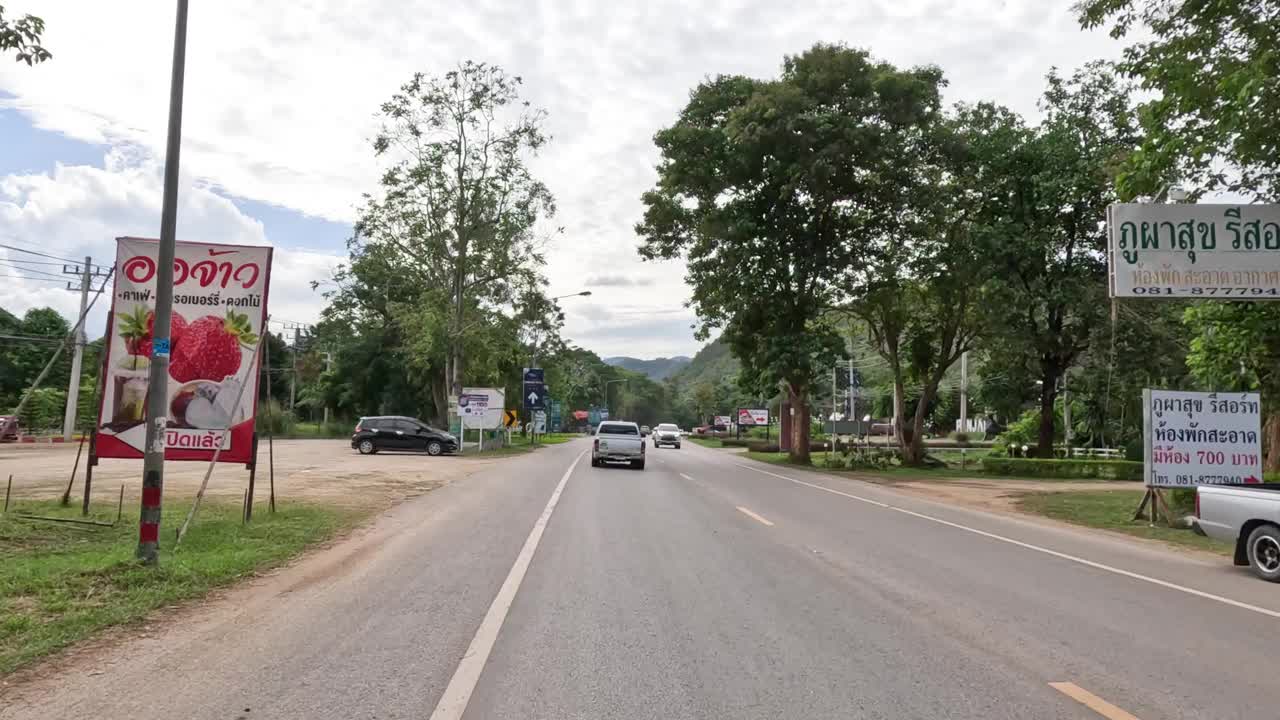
0, 273, 69, 284
0, 262, 66, 280
0, 242, 80, 264
0, 257, 75, 268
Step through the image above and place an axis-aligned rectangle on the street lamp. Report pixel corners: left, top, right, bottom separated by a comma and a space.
551, 290, 592, 301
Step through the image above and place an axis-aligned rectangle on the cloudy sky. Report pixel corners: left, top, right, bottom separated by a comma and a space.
0, 0, 1123, 359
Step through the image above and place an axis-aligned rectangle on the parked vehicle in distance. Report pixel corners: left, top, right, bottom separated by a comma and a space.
351, 415, 458, 456
1194, 484, 1280, 581
0, 415, 19, 442
592, 421, 645, 469
640, 425, 651, 436
652, 423, 681, 449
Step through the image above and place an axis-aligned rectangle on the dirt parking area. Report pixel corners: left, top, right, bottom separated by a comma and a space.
0, 440, 520, 513
890, 477, 1140, 513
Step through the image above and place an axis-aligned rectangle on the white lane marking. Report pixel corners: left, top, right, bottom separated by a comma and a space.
1049, 682, 1141, 720
679, 472, 695, 481
736, 506, 775, 527
734, 463, 1280, 621
429, 450, 586, 720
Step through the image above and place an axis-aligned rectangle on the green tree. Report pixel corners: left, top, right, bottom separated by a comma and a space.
983, 65, 1140, 457
637, 44, 944, 461
0, 5, 50, 65
358, 61, 556, 407
1078, 0, 1280, 200
1183, 302, 1280, 470
848, 103, 1013, 463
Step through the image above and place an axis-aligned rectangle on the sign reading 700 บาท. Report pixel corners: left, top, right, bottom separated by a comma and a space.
1108, 203, 1280, 299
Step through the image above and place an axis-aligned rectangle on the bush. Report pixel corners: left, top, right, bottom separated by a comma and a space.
747, 441, 780, 453
952, 432, 970, 445
719, 438, 753, 448
980, 457, 1143, 481
254, 399, 295, 435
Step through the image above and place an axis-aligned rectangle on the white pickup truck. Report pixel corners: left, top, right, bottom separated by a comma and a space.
591, 421, 646, 470
1194, 485, 1280, 581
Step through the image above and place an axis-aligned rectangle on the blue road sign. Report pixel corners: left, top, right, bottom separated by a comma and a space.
523, 367, 546, 410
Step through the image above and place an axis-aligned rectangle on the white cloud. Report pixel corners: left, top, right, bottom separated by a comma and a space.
0, 0, 1125, 357
0, 150, 340, 340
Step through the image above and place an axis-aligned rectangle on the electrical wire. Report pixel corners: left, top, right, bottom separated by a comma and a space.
0, 257, 74, 268
0, 273, 68, 284
0, 242, 79, 264
0, 261, 66, 280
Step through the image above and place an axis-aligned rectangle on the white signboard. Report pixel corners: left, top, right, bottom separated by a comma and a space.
1143, 389, 1262, 487
1109, 203, 1280, 298
738, 408, 769, 426
97, 237, 271, 465
713, 415, 732, 426
459, 387, 504, 429
533, 410, 546, 434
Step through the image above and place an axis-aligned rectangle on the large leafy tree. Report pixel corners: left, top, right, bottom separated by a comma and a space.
848, 103, 1013, 464
357, 61, 555, 407
0, 5, 50, 65
984, 64, 1140, 457
1078, 0, 1280, 200
637, 43, 945, 461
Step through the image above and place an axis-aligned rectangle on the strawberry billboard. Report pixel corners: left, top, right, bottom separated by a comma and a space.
95, 237, 272, 464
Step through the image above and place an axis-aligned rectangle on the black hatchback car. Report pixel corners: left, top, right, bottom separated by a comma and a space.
351, 416, 458, 456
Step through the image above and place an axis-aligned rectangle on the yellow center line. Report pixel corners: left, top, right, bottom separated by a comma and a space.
1049, 682, 1141, 720
735, 506, 775, 527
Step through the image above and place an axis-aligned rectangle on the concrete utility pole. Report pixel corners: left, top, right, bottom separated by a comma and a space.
61, 257, 92, 441
322, 351, 333, 425
1063, 373, 1072, 451
959, 351, 968, 436
137, 0, 190, 565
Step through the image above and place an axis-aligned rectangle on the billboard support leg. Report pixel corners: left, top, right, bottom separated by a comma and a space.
61, 430, 89, 507
245, 433, 258, 524
83, 433, 96, 517
1132, 488, 1154, 525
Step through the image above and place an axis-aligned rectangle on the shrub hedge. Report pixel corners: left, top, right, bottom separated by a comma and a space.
980, 457, 1143, 481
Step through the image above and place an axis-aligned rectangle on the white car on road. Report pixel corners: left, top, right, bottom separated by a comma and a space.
592, 421, 646, 469
652, 423, 682, 449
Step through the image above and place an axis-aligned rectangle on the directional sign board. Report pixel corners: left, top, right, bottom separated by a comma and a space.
548, 400, 562, 432
523, 367, 545, 410
1143, 389, 1262, 487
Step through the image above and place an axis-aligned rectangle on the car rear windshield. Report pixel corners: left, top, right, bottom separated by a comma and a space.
599, 423, 638, 436
657, 424, 678, 431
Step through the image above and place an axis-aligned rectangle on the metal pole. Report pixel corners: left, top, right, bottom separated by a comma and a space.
62, 257, 91, 441
959, 351, 968, 436
137, 0, 189, 565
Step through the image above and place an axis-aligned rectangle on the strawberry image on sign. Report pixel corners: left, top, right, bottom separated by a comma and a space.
169, 310, 259, 383
118, 306, 187, 357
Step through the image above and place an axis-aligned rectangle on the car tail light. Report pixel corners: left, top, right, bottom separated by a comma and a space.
1194, 489, 1200, 518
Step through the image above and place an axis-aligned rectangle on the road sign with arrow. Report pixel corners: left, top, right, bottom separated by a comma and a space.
523, 367, 545, 410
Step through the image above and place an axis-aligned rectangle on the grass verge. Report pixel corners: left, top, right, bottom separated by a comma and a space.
0, 499, 362, 676
1014, 489, 1231, 555
688, 437, 723, 448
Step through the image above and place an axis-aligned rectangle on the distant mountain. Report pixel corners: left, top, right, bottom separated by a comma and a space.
603, 355, 692, 380
664, 339, 740, 391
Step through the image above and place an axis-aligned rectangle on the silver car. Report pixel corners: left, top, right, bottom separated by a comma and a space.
1194, 484, 1280, 581
652, 423, 682, 449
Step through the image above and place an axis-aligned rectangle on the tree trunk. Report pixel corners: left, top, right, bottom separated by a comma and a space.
903, 384, 937, 466
1266, 413, 1280, 474
788, 382, 810, 463
892, 377, 908, 454
1037, 370, 1059, 458
430, 370, 449, 428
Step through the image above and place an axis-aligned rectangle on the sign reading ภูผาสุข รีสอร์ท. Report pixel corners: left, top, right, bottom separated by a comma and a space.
1143, 390, 1262, 488
1108, 203, 1280, 298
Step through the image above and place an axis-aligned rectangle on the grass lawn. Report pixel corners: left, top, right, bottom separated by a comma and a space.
1015, 489, 1231, 555
0, 500, 362, 675
688, 437, 723, 448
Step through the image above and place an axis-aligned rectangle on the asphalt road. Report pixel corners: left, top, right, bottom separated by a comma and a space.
7, 439, 1280, 719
